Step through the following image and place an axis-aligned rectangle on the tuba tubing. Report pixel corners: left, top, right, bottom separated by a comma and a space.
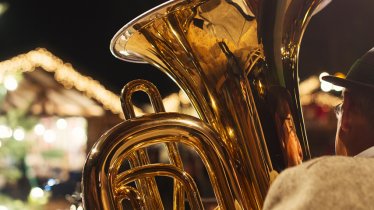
120, 79, 184, 210
83, 79, 241, 209
82, 0, 331, 209
82, 112, 242, 210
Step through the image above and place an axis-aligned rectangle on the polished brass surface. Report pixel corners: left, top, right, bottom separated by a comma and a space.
83, 0, 328, 209
82, 80, 240, 209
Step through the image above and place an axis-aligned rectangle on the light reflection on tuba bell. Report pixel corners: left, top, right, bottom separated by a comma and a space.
82, 0, 329, 209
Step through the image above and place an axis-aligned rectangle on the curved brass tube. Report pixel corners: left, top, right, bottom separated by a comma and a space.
120, 79, 185, 209
116, 164, 203, 210
116, 186, 144, 210
82, 112, 240, 209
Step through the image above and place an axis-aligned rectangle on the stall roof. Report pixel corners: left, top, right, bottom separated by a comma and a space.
0, 48, 143, 117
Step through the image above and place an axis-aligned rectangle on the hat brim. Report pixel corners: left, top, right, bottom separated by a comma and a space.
322, 75, 374, 91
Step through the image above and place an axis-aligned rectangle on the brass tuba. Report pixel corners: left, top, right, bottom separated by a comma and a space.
82, 0, 329, 209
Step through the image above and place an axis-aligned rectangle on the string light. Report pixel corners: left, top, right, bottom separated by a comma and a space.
30, 187, 44, 199
56, 118, 68, 129
3, 75, 18, 91
43, 129, 56, 143
0, 125, 12, 138
13, 127, 25, 141
34, 123, 45, 136
0, 48, 144, 118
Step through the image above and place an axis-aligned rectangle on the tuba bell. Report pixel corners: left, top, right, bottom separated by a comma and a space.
82, 0, 329, 209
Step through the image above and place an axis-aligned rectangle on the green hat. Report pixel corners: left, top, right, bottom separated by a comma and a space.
322, 47, 374, 91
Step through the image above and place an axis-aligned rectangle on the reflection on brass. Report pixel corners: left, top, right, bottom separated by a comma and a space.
268, 87, 304, 167
82, 0, 327, 209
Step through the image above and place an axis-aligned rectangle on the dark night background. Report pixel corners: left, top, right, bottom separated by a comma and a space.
1, 0, 374, 98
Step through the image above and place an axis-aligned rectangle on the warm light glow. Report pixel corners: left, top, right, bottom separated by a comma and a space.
70, 205, 84, 210
162, 93, 180, 112
0, 205, 9, 210
330, 72, 345, 92
56, 118, 68, 129
3, 75, 18, 91
299, 76, 320, 96
34, 124, 45, 136
334, 72, 345, 78
0, 48, 146, 118
13, 127, 25, 141
257, 79, 266, 96
30, 187, 44, 199
72, 127, 86, 140
0, 125, 12, 138
179, 90, 191, 105
43, 129, 56, 143
119, 50, 130, 56
301, 92, 341, 107
91, 148, 98, 155
0, 2, 9, 16
227, 127, 235, 139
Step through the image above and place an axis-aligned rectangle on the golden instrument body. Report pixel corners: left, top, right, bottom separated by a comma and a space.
83, 0, 328, 209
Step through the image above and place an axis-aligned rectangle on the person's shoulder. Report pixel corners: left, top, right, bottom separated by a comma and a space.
275, 155, 374, 184
264, 156, 374, 210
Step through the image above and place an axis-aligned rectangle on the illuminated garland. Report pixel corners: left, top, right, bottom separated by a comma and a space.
0, 48, 143, 117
